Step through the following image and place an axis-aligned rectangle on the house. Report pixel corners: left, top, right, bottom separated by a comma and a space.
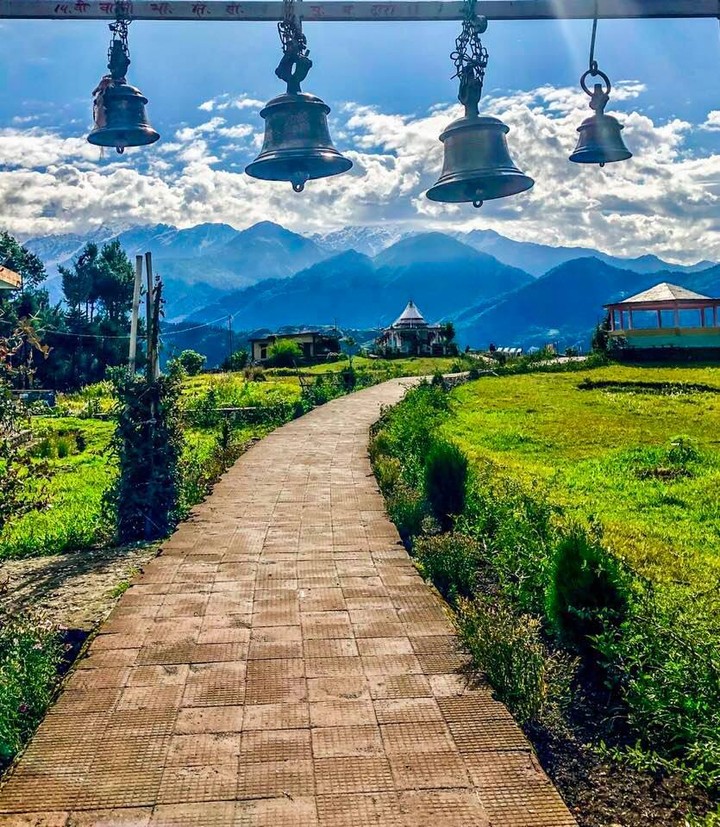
604, 282, 720, 359
375, 300, 454, 356
250, 330, 341, 363
0, 265, 21, 290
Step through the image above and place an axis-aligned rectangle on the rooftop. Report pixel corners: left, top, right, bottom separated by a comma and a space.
392, 300, 428, 328
615, 282, 712, 305
0, 265, 21, 290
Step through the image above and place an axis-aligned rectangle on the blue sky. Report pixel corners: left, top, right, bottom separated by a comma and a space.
1, 13, 720, 260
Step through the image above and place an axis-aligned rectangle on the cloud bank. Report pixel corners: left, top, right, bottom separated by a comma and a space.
1, 82, 719, 264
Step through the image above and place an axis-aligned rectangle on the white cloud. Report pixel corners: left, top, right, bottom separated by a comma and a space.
701, 110, 720, 132
2, 83, 720, 264
198, 94, 265, 112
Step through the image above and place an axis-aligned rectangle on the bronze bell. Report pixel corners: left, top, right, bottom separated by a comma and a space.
88, 35, 159, 154
427, 114, 534, 208
570, 72, 631, 167
246, 32, 352, 192
245, 92, 352, 192
88, 80, 160, 154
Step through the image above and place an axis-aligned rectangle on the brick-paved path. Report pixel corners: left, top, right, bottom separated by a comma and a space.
0, 380, 575, 826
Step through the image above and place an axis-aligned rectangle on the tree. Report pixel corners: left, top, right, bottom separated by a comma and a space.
44, 240, 138, 389
441, 321, 456, 342
591, 313, 612, 354
222, 349, 249, 372
0, 232, 46, 292
268, 338, 302, 368
174, 349, 206, 376
341, 336, 357, 368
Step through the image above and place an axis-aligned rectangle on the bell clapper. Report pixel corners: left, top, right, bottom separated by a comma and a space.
116, 146, 125, 155
473, 198, 483, 209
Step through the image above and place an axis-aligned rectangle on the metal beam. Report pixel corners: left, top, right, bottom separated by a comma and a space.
0, 0, 718, 21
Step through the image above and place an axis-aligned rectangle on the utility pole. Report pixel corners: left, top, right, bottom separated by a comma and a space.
227, 315, 233, 361
145, 251, 154, 377
128, 254, 143, 375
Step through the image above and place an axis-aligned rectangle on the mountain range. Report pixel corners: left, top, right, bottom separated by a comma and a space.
19, 220, 719, 354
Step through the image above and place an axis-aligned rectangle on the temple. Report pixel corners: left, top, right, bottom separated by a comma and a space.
376, 300, 454, 356
605, 282, 720, 359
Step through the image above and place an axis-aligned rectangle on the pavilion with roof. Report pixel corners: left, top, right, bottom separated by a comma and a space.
376, 300, 454, 356
604, 282, 720, 358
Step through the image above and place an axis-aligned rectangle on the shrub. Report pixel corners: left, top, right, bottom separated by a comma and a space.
545, 525, 629, 653
55, 435, 73, 459
243, 366, 266, 382
414, 532, 483, 601
173, 349, 206, 376
431, 371, 448, 389
374, 455, 402, 495
424, 439, 468, 531
267, 339, 302, 368
0, 614, 60, 763
340, 366, 357, 391
595, 588, 720, 777
456, 595, 575, 727
104, 366, 184, 542
459, 474, 556, 616
387, 482, 426, 543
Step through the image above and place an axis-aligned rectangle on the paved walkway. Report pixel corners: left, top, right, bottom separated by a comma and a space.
0, 380, 575, 827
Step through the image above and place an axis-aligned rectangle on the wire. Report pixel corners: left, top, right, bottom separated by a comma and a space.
0, 311, 237, 342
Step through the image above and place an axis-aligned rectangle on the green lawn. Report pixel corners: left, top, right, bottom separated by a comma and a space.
267, 355, 467, 377
444, 364, 720, 593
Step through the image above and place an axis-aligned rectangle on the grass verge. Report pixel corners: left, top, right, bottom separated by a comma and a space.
370, 371, 720, 825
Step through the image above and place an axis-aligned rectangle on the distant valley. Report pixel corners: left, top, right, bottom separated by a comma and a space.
21, 220, 718, 356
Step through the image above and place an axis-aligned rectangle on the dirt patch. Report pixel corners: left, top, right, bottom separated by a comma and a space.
523, 667, 716, 827
0, 543, 159, 631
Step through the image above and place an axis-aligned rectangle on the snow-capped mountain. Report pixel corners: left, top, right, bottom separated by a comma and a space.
312, 225, 414, 257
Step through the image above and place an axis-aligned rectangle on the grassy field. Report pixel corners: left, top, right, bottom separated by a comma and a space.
443, 364, 720, 598
1, 373, 302, 560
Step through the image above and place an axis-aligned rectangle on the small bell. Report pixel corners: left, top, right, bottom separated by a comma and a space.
245, 92, 352, 192
570, 70, 631, 167
87, 25, 159, 154
246, 15, 351, 191
427, 115, 534, 207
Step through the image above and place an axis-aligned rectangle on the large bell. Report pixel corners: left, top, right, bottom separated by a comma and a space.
245, 92, 352, 192
88, 80, 160, 154
570, 111, 632, 166
427, 114, 534, 208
